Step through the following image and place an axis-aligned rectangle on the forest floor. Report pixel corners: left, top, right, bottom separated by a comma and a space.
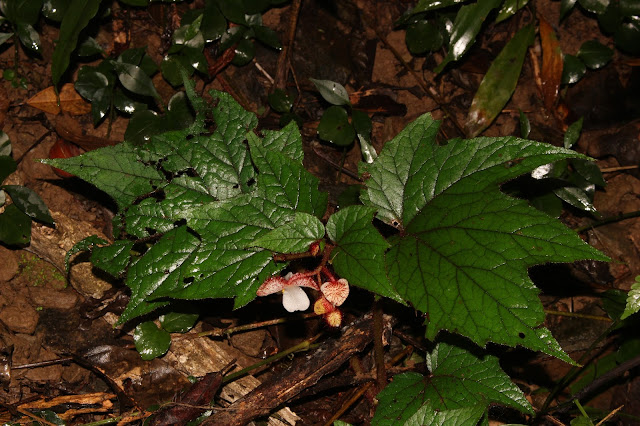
1, 0, 640, 424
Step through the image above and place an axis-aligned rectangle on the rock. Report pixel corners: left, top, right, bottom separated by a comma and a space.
0, 303, 39, 335
0, 246, 19, 282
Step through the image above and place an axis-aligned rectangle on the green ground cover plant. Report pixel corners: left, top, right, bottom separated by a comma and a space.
44, 70, 615, 422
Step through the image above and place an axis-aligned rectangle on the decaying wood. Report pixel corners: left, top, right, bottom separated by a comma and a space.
204, 314, 386, 426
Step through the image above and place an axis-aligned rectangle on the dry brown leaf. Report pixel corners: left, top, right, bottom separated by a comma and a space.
539, 16, 563, 112
26, 83, 91, 115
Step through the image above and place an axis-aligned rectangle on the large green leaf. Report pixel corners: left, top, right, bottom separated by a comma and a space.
248, 132, 328, 219
53, 79, 322, 322
326, 205, 402, 303
51, 0, 101, 86
43, 143, 165, 209
361, 114, 608, 360
465, 24, 534, 137
372, 342, 533, 424
248, 212, 325, 253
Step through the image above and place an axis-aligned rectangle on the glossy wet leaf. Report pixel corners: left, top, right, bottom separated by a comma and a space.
217, 0, 246, 25
0, 0, 43, 25
113, 89, 147, 115
434, 0, 502, 73
372, 342, 533, 424
496, 0, 530, 23
326, 206, 402, 303
578, 0, 608, 14
310, 78, 351, 106
249, 212, 325, 253
560, 0, 578, 20
564, 117, 583, 149
161, 55, 194, 87
0, 204, 31, 245
252, 25, 282, 50
553, 186, 597, 213
577, 40, 613, 69
268, 89, 293, 113
182, 46, 208, 74
76, 36, 103, 56
134, 321, 171, 360
465, 24, 534, 137
562, 54, 586, 84
113, 61, 161, 100
572, 158, 606, 187
202, 1, 226, 42
352, 109, 376, 163
1, 185, 53, 224
398, 0, 467, 22
75, 67, 109, 101
615, 21, 640, 55
51, 0, 101, 86
159, 311, 199, 333
16, 22, 40, 52
232, 38, 255, 66
360, 113, 607, 360
174, 14, 202, 45
42, 0, 68, 22
405, 19, 443, 54
317, 106, 355, 147
167, 91, 195, 129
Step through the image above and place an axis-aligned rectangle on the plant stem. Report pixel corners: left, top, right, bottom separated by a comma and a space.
192, 312, 318, 339
222, 333, 322, 384
13, 32, 19, 73
574, 210, 640, 233
544, 309, 612, 322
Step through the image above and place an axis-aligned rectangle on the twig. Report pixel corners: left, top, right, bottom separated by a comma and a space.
272, 0, 302, 92
596, 405, 624, 426
544, 309, 612, 322
554, 354, 640, 415
189, 312, 318, 339
312, 143, 362, 181
574, 210, 640, 233
600, 165, 639, 173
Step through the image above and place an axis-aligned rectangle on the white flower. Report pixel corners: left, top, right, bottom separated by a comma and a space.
257, 272, 319, 312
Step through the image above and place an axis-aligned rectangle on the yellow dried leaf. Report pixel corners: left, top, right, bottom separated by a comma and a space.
26, 84, 91, 115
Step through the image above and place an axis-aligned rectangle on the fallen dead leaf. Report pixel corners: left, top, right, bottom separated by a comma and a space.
539, 16, 563, 113
26, 84, 91, 116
